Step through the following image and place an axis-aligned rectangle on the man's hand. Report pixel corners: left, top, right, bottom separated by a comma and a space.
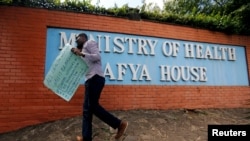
71, 48, 85, 57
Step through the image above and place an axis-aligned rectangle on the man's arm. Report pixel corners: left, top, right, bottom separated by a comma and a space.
83, 41, 101, 62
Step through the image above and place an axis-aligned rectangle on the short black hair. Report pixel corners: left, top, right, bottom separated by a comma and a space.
77, 33, 88, 40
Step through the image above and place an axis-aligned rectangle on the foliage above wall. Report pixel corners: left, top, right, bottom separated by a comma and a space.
1, 0, 249, 35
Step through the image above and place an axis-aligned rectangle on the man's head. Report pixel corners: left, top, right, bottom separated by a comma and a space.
76, 33, 88, 49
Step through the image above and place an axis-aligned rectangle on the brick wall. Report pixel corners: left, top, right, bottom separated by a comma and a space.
0, 6, 249, 133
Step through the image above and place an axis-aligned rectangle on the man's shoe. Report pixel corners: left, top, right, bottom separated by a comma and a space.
76, 136, 83, 141
115, 121, 128, 139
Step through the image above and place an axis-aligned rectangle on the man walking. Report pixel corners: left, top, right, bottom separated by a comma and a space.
71, 33, 128, 141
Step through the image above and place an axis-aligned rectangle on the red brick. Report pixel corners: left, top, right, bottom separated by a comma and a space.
0, 6, 249, 134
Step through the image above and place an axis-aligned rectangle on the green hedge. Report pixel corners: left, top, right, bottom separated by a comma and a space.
0, 0, 249, 35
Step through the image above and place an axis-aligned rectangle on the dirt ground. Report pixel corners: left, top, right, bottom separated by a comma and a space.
0, 108, 249, 141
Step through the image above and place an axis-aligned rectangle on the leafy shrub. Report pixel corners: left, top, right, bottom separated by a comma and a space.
0, 0, 249, 35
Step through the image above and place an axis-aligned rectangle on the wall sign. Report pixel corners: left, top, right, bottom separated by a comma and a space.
45, 28, 249, 86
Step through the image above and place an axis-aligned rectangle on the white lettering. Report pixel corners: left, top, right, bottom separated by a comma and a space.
212, 129, 247, 137
104, 35, 111, 53
59, 32, 76, 49
172, 42, 180, 57
160, 65, 207, 82
117, 63, 127, 80
184, 43, 237, 61
97, 35, 103, 52
114, 37, 125, 53
139, 65, 151, 81
104, 63, 115, 80
56, 32, 243, 85
213, 46, 222, 60
162, 41, 180, 57
199, 67, 207, 82
219, 46, 228, 60
204, 46, 213, 59
196, 44, 203, 59
128, 64, 141, 80
212, 129, 219, 136
89, 34, 95, 41
147, 39, 157, 55
171, 66, 181, 81
184, 43, 195, 58
138, 38, 148, 55
162, 41, 172, 56
190, 67, 199, 81
228, 48, 236, 61
160, 65, 171, 81
125, 37, 137, 54
104, 63, 151, 81
180, 66, 190, 81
